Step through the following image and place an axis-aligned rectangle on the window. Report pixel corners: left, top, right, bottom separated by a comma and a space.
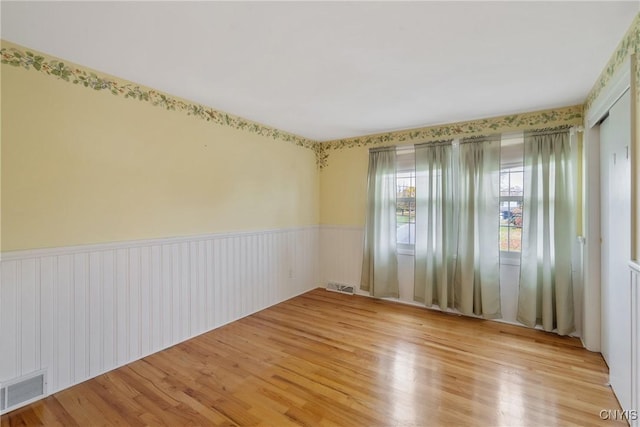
393, 140, 524, 258
500, 134, 524, 257
499, 166, 523, 252
396, 170, 415, 246
396, 148, 415, 249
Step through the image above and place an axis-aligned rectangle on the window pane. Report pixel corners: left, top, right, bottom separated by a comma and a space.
499, 164, 524, 254
500, 172, 510, 197
397, 171, 415, 246
397, 222, 415, 245
509, 226, 522, 251
509, 200, 522, 227
500, 226, 512, 251
499, 199, 523, 252
509, 171, 523, 196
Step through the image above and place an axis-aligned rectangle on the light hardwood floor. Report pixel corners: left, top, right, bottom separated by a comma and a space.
1, 288, 625, 426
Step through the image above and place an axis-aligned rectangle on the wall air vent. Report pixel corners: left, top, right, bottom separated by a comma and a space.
326, 282, 355, 295
0, 370, 47, 414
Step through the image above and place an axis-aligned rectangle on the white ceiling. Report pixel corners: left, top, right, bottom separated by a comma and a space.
1, 1, 637, 141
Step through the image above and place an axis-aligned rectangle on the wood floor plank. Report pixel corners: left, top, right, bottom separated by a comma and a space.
1, 288, 625, 426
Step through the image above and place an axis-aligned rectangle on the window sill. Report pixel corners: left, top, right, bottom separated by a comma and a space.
397, 247, 415, 256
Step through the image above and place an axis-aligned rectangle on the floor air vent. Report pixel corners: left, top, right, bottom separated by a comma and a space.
326, 282, 355, 295
0, 370, 46, 414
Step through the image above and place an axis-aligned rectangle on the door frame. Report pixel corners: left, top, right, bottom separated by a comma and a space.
583, 58, 631, 352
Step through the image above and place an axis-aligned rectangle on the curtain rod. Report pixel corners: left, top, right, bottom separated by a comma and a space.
369, 146, 397, 153
525, 125, 578, 137
369, 124, 582, 152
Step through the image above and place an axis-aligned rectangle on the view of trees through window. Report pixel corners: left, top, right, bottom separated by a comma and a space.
396, 171, 416, 246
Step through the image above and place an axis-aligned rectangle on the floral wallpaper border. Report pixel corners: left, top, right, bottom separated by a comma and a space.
10, 28, 635, 169
316, 105, 584, 166
0, 42, 322, 158
585, 13, 639, 111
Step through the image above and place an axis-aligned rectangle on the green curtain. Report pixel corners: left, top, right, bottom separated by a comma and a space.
454, 137, 501, 318
517, 130, 574, 335
414, 141, 455, 307
413, 137, 501, 318
361, 147, 399, 298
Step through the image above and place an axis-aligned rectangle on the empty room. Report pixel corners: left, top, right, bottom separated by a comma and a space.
1, 1, 639, 426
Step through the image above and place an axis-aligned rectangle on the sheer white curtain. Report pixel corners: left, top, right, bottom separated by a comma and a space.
414, 141, 455, 307
454, 137, 501, 318
361, 147, 399, 298
517, 129, 574, 335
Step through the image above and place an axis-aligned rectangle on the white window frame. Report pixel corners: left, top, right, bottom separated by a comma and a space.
499, 193, 523, 265
500, 133, 524, 265
396, 147, 415, 255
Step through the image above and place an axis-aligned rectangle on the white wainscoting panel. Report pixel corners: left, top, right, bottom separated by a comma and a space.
0, 226, 319, 410
319, 225, 364, 289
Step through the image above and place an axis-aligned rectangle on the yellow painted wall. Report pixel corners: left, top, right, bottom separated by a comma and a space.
1, 55, 319, 251
319, 146, 369, 226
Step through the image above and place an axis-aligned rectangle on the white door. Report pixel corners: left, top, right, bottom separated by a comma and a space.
600, 88, 631, 411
